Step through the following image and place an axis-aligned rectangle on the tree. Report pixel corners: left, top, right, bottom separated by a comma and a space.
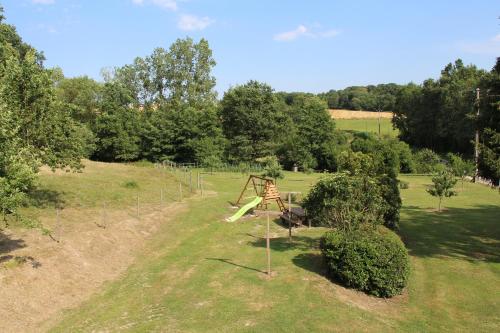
220, 81, 288, 162
279, 94, 337, 170
92, 83, 142, 162
1, 9, 86, 222
427, 170, 458, 212
447, 153, 474, 188
55, 75, 102, 125
394, 60, 486, 154
112, 37, 217, 109
259, 156, 284, 181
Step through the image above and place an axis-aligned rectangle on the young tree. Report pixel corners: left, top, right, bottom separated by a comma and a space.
427, 170, 458, 212
259, 156, 284, 181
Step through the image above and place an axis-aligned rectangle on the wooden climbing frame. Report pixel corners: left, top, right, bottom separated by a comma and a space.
235, 175, 286, 212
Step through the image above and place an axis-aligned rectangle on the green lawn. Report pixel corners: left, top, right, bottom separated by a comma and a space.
335, 118, 399, 137
43, 165, 500, 332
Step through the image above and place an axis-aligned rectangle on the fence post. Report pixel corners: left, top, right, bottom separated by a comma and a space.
288, 193, 292, 242
179, 182, 183, 202
136, 194, 139, 219
200, 174, 204, 197
189, 171, 193, 193
56, 208, 61, 243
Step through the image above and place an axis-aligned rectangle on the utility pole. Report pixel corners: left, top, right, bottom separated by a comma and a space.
474, 88, 480, 183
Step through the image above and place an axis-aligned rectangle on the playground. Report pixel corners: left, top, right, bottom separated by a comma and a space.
1, 162, 495, 332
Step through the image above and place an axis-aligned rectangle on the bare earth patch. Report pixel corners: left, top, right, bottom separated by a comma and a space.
0, 202, 186, 332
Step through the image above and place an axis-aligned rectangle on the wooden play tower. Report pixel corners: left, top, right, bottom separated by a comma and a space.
235, 175, 286, 212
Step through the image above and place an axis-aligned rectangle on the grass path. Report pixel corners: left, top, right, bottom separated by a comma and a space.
48, 170, 499, 332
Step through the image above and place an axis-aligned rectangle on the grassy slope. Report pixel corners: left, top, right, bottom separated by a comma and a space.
335, 118, 398, 137
47, 166, 500, 332
16, 161, 188, 230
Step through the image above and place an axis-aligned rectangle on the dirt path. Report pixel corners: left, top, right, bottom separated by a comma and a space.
0, 202, 186, 333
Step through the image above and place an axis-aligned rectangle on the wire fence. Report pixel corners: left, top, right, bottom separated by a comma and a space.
24, 168, 210, 243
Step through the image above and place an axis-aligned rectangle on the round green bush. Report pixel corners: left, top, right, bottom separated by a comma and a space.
320, 227, 410, 298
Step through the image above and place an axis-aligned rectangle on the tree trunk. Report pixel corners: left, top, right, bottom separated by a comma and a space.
438, 197, 442, 212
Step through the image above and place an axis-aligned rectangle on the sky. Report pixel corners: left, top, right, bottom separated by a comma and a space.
2, 0, 499, 95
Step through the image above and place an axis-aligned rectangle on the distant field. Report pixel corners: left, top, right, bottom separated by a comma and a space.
335, 118, 399, 137
329, 109, 393, 119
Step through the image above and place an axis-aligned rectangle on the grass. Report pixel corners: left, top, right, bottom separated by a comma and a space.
335, 118, 399, 137
13, 160, 193, 231
42, 166, 500, 332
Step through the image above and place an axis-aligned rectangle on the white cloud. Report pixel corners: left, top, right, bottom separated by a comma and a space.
132, 0, 177, 11
274, 25, 309, 41
32, 0, 55, 4
457, 34, 500, 55
178, 14, 214, 31
274, 25, 340, 42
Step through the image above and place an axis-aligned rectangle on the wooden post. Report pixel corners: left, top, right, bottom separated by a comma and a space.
179, 182, 183, 202
288, 192, 292, 242
136, 195, 139, 219
197, 172, 200, 190
266, 213, 271, 277
56, 208, 61, 243
200, 174, 204, 197
189, 171, 193, 193
102, 202, 106, 228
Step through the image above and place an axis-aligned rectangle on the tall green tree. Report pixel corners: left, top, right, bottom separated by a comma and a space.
1, 8, 86, 220
220, 81, 288, 162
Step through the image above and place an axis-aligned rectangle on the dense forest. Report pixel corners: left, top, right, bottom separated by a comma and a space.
1, 6, 499, 221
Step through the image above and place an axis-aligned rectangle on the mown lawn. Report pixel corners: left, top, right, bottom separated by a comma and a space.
45, 167, 499, 332
335, 118, 398, 137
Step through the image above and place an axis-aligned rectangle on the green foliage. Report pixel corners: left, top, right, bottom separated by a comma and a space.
258, 156, 284, 180
220, 81, 288, 162
393, 59, 486, 153
91, 82, 143, 162
303, 173, 384, 230
277, 94, 337, 170
427, 169, 458, 211
0, 11, 85, 223
414, 148, 443, 174
143, 106, 225, 165
112, 37, 217, 109
378, 175, 402, 230
320, 227, 410, 298
318, 84, 402, 111
447, 153, 474, 186
337, 150, 374, 175
122, 180, 139, 189
399, 180, 409, 189
479, 128, 500, 185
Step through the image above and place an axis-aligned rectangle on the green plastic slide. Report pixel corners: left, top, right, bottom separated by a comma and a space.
226, 196, 263, 222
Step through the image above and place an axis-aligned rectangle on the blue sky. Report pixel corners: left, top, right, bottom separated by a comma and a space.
2, 0, 499, 94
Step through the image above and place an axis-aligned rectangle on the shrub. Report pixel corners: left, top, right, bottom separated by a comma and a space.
122, 180, 139, 189
414, 149, 443, 174
320, 227, 410, 297
378, 175, 402, 230
303, 173, 385, 230
399, 180, 409, 189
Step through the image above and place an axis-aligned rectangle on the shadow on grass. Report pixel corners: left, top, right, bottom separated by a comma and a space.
205, 257, 266, 274
401, 204, 500, 263
27, 188, 66, 209
0, 232, 26, 263
248, 234, 320, 252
